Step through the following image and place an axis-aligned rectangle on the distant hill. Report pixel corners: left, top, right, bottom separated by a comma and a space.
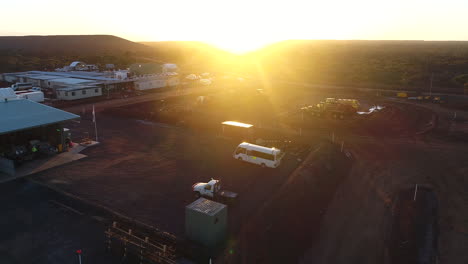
140, 41, 236, 70
0, 35, 158, 72
2, 35, 468, 91
250, 40, 468, 90
0, 35, 153, 55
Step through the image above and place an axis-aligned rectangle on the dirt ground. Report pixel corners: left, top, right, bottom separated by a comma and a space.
33, 113, 305, 238
18, 83, 468, 263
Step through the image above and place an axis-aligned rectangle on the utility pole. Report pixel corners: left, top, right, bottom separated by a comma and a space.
430, 73, 433, 97
92, 105, 98, 142
413, 184, 418, 201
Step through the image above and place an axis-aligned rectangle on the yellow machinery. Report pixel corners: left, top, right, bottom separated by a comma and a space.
302, 98, 360, 120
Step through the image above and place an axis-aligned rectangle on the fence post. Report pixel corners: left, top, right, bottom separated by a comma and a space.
107, 228, 111, 251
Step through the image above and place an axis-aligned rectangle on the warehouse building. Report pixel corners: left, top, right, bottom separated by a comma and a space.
0, 89, 79, 177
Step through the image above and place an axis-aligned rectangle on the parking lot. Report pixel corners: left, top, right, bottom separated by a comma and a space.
33, 110, 307, 238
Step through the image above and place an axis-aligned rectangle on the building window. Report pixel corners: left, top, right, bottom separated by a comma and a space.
95, 89, 99, 93
82, 90, 86, 95
71, 92, 75, 96
65, 92, 68, 96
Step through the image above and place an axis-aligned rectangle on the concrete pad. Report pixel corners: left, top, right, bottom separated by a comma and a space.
0, 141, 99, 183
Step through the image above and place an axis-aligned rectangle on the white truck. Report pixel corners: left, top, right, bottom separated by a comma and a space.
192, 179, 238, 204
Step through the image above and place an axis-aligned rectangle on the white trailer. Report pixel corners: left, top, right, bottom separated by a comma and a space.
134, 78, 167, 90
56, 86, 102, 101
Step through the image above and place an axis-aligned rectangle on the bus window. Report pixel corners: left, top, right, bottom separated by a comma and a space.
236, 147, 246, 155
251, 150, 275, 161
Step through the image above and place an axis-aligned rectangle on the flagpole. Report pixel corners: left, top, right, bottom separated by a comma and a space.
93, 105, 98, 142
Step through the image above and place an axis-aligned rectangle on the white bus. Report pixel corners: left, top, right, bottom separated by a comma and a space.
233, 142, 284, 168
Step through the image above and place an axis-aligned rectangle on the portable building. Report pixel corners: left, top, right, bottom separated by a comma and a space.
56, 86, 102, 101
134, 77, 167, 90
2, 73, 22, 83
166, 76, 180, 87
221, 121, 254, 140
185, 198, 227, 248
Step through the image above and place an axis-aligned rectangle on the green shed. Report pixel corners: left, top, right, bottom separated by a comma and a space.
185, 198, 227, 248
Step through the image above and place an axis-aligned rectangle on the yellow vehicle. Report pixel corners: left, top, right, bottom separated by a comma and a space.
302, 98, 359, 120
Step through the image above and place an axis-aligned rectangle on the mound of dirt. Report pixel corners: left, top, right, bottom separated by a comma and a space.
389, 187, 438, 264
358, 103, 434, 136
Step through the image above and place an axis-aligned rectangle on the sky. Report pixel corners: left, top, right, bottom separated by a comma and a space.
2, 0, 468, 53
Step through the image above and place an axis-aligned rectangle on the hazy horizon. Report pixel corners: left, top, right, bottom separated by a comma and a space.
3, 0, 468, 53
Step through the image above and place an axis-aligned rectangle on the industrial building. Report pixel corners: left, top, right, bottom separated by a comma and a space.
1, 62, 180, 100
1, 70, 133, 99
0, 89, 79, 177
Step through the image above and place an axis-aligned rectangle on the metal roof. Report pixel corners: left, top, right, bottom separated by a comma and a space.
18, 74, 63, 81
70, 61, 84, 67
4, 71, 131, 84
186, 198, 226, 217
28, 71, 110, 78
239, 142, 281, 154
49, 78, 96, 85
56, 85, 99, 91
0, 99, 79, 135
222, 121, 253, 128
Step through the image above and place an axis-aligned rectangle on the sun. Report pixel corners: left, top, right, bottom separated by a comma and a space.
206, 38, 275, 54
